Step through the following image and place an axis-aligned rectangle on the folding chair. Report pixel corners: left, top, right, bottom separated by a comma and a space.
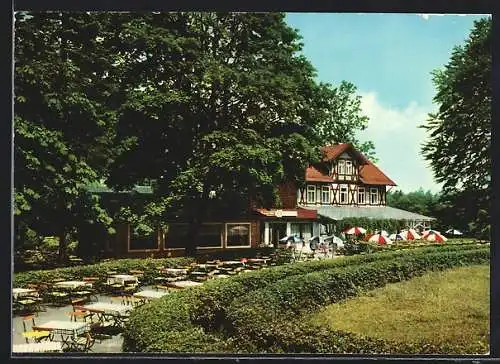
21, 315, 51, 343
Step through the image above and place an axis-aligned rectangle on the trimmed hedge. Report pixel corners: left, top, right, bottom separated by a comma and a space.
13, 257, 196, 290
122, 244, 488, 352
225, 248, 490, 354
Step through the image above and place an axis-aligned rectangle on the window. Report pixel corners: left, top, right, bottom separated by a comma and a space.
129, 225, 158, 251
307, 185, 316, 203
345, 160, 353, 175
358, 187, 365, 204
165, 224, 188, 249
340, 185, 348, 204
322, 186, 330, 204
370, 188, 378, 204
338, 160, 346, 174
197, 224, 222, 248
226, 223, 251, 247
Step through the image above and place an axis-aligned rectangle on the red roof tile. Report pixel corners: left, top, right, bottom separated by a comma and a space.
360, 161, 397, 186
305, 144, 396, 186
305, 166, 335, 182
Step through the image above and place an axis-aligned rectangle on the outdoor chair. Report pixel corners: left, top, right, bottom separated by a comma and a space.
15, 298, 40, 316
67, 310, 88, 322
21, 315, 51, 343
70, 332, 95, 352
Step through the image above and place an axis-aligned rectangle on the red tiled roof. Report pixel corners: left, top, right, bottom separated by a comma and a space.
321, 143, 369, 164
305, 166, 335, 182
305, 144, 397, 186
297, 208, 317, 219
360, 161, 397, 186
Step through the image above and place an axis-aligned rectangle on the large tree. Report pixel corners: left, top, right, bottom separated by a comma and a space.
108, 12, 375, 255
14, 12, 123, 261
420, 17, 491, 238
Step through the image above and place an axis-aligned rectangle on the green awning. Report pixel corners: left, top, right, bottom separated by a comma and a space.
308, 205, 435, 222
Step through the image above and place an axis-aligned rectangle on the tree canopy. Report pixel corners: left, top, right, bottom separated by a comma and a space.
14, 11, 377, 258
420, 17, 491, 238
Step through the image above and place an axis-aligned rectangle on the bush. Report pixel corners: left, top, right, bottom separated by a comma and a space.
122, 244, 488, 353
225, 248, 490, 353
13, 256, 196, 290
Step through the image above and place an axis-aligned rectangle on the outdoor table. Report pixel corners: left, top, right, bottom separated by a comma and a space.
247, 258, 268, 264
220, 260, 243, 266
53, 281, 93, 290
34, 320, 90, 349
106, 274, 139, 286
13, 288, 38, 300
165, 280, 203, 289
13, 341, 63, 353
161, 268, 189, 276
133, 290, 168, 301
82, 302, 131, 328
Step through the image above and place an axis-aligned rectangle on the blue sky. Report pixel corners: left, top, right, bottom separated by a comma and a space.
285, 13, 489, 193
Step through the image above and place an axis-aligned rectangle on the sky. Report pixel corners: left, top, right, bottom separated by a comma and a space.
285, 13, 489, 194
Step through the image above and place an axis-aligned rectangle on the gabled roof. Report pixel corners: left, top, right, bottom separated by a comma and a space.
305, 144, 397, 186
305, 166, 335, 183
360, 161, 397, 186
321, 143, 369, 164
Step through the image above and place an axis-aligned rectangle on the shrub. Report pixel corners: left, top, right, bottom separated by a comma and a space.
13, 256, 196, 290
122, 244, 488, 352
225, 248, 490, 353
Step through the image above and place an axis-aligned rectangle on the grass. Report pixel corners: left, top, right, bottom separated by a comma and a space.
308, 264, 490, 349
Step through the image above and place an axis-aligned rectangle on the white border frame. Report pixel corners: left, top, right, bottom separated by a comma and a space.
197, 222, 224, 250
127, 225, 161, 253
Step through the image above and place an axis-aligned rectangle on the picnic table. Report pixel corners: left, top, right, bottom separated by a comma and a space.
106, 274, 138, 286
82, 302, 131, 328
34, 320, 90, 349
220, 260, 243, 266
13, 341, 63, 353
53, 281, 93, 290
161, 268, 189, 276
13, 288, 38, 300
133, 290, 169, 301
165, 280, 203, 289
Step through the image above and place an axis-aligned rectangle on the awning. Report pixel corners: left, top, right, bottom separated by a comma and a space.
305, 205, 435, 222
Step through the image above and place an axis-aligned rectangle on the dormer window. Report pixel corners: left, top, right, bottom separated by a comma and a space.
338, 160, 346, 174
345, 160, 353, 175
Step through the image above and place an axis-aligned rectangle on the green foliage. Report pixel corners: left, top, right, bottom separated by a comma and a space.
420, 17, 491, 238
312, 81, 376, 161
13, 256, 195, 289
122, 244, 487, 352
386, 188, 440, 217
225, 248, 489, 353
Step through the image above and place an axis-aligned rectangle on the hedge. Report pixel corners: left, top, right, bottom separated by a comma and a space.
225, 248, 490, 354
122, 244, 488, 352
13, 256, 196, 290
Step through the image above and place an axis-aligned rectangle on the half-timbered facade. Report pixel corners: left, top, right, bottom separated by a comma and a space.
102, 143, 434, 257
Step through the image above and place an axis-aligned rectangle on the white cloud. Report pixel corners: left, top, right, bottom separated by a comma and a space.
357, 91, 442, 193
417, 14, 471, 20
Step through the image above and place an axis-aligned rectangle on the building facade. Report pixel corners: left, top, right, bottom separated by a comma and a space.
108, 143, 434, 257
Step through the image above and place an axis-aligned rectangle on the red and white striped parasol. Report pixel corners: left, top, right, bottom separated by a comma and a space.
423, 231, 447, 243
421, 230, 440, 238
367, 233, 392, 245
400, 229, 421, 240
343, 226, 367, 235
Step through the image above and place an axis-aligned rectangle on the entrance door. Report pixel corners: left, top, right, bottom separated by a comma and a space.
269, 223, 287, 246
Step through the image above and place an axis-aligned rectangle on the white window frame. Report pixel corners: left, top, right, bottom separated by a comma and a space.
345, 160, 353, 175
358, 187, 365, 204
370, 188, 378, 204
340, 185, 348, 204
162, 223, 187, 251
307, 185, 316, 204
321, 186, 330, 204
225, 223, 251, 248
338, 160, 346, 175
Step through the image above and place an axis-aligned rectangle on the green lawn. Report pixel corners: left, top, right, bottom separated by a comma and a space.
308, 264, 490, 350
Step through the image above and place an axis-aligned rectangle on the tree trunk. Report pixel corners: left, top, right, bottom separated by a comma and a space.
58, 231, 67, 264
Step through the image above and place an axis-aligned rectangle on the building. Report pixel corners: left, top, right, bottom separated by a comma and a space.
101, 143, 434, 257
